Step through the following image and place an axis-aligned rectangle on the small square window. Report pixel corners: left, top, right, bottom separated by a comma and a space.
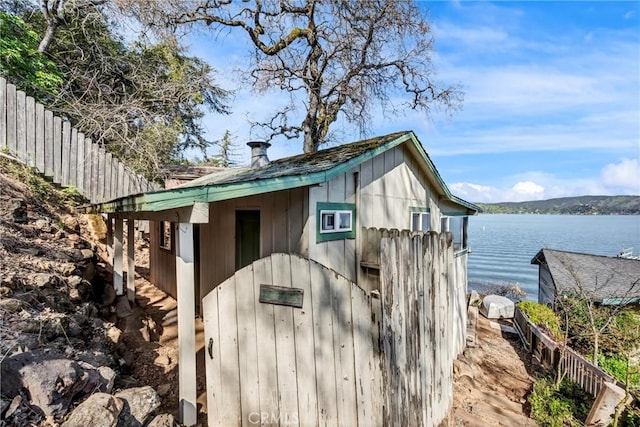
316, 202, 356, 242
411, 212, 430, 232
320, 210, 352, 233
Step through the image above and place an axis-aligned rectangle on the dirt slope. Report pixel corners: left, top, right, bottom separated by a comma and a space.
452, 314, 537, 426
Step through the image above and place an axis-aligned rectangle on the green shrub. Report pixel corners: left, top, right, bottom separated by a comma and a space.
518, 300, 562, 340
528, 377, 593, 426
598, 353, 640, 387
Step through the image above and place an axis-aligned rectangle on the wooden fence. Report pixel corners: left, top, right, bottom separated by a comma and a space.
201, 230, 466, 426
513, 306, 618, 398
0, 77, 157, 203
380, 230, 465, 425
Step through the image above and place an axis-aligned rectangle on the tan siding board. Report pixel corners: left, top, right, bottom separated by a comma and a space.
203, 289, 222, 426
271, 254, 300, 421
216, 275, 242, 425
291, 255, 319, 425
310, 262, 338, 424
253, 257, 280, 422
235, 265, 260, 424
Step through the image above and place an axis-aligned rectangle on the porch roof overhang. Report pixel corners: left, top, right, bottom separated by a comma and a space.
80, 131, 480, 218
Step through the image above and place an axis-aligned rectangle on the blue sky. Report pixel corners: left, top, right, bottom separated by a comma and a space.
185, 1, 639, 203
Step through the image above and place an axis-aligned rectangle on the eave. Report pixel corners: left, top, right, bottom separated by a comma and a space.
81, 131, 480, 216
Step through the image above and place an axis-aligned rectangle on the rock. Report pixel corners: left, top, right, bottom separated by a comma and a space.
147, 413, 176, 427
97, 366, 117, 393
34, 218, 52, 232
0, 298, 24, 313
468, 289, 481, 307
56, 263, 76, 276
0, 286, 13, 297
17, 247, 44, 256
106, 325, 122, 345
115, 386, 161, 426
29, 273, 53, 288
101, 284, 116, 306
1, 273, 21, 289
1, 351, 115, 418
61, 393, 123, 427
156, 383, 171, 397
9, 198, 28, 223
81, 262, 96, 281
480, 295, 515, 319
67, 276, 83, 288
115, 296, 132, 319
61, 215, 80, 233
4, 395, 22, 418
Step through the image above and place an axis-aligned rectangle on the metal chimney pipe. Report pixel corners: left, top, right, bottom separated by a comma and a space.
247, 141, 271, 168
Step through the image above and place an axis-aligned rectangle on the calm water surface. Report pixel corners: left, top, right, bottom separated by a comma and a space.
467, 214, 640, 299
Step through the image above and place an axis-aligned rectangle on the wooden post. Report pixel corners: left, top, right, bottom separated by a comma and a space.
175, 223, 197, 426
106, 214, 113, 261
114, 217, 124, 295
127, 219, 136, 302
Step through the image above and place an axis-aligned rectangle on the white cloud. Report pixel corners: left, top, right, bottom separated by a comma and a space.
448, 164, 640, 203
601, 158, 640, 192
512, 181, 544, 196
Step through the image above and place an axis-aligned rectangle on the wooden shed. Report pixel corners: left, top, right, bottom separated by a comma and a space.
532, 248, 640, 306
86, 130, 479, 426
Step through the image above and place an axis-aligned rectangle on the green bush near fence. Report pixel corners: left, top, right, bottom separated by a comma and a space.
528, 377, 593, 427
517, 300, 562, 340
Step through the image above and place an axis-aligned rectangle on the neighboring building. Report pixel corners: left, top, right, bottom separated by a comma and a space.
531, 248, 640, 306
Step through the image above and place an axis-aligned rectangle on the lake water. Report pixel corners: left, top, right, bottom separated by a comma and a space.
467, 214, 640, 300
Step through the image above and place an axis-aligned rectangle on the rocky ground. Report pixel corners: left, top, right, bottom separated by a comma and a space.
0, 154, 539, 426
0, 157, 178, 426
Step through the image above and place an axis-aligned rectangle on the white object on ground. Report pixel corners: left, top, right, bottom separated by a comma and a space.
480, 295, 515, 319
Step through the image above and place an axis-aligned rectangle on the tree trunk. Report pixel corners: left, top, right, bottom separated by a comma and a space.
593, 333, 599, 367
38, 22, 58, 53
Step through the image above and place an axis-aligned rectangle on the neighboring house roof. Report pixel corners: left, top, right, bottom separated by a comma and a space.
531, 248, 640, 302
83, 131, 479, 215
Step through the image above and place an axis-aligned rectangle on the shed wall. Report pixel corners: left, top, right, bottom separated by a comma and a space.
308, 144, 444, 282
198, 188, 308, 297
149, 221, 178, 297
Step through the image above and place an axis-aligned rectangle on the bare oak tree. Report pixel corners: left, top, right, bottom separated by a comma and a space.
122, 0, 463, 153
37, 0, 106, 53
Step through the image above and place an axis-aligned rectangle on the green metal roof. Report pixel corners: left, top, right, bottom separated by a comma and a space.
83, 131, 480, 215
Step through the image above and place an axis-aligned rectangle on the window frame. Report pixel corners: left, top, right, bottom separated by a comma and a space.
320, 209, 353, 234
159, 221, 174, 252
316, 202, 356, 242
442, 213, 470, 255
409, 206, 430, 232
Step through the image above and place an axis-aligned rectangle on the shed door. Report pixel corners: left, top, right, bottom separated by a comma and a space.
235, 210, 260, 270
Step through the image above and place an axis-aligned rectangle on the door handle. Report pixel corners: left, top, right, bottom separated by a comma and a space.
208, 338, 214, 359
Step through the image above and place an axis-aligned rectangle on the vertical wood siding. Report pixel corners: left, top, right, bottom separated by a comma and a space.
0, 77, 157, 202
202, 230, 465, 426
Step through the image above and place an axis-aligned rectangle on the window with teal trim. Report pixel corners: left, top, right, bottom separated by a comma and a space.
316, 202, 356, 242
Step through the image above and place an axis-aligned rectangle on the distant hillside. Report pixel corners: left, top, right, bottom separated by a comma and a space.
476, 195, 640, 215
